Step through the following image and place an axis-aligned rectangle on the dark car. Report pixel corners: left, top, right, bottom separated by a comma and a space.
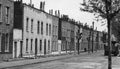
104, 41, 119, 56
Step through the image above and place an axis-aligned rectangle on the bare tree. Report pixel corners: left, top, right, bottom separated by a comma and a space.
80, 0, 120, 69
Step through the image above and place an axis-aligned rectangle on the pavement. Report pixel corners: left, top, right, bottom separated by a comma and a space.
0, 51, 88, 69
102, 55, 120, 69
0, 50, 120, 69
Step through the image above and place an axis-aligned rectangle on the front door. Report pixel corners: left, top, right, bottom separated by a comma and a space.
35, 39, 37, 58
14, 42, 17, 58
20, 41, 23, 57
44, 39, 46, 54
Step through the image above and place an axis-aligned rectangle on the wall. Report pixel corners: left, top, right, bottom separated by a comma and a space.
51, 16, 59, 53
22, 4, 52, 57
0, 0, 14, 60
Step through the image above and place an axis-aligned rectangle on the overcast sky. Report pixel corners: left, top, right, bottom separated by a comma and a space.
20, 0, 107, 31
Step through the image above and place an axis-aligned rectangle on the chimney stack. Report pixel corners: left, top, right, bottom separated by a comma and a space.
30, 0, 32, 6
49, 9, 53, 15
49, 10, 51, 14
43, 1, 45, 11
51, 9, 53, 15
40, 1, 45, 11
40, 1, 43, 10
58, 10, 60, 17
55, 10, 57, 16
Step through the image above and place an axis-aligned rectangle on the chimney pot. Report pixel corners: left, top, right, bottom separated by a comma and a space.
55, 10, 57, 16
58, 10, 60, 17
30, 0, 32, 5
40, 2, 42, 10
51, 9, 53, 15
42, 1, 45, 11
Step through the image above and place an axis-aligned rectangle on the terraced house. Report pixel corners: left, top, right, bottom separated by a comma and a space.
59, 15, 76, 53
50, 10, 59, 54
0, 0, 14, 60
14, 1, 52, 58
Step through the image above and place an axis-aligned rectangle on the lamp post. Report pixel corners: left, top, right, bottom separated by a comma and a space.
92, 22, 94, 53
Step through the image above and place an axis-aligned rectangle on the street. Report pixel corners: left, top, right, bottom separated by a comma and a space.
4, 51, 120, 69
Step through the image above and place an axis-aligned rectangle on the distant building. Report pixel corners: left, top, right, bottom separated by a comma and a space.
82, 26, 90, 51
99, 31, 104, 50
0, 0, 14, 60
50, 11, 59, 54
14, 1, 52, 58
59, 15, 76, 53
74, 23, 79, 53
74, 23, 83, 52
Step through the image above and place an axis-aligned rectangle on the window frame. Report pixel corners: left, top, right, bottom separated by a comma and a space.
5, 33, 9, 52
41, 21, 43, 35
5, 6, 10, 24
37, 21, 40, 34
31, 19, 33, 33
26, 17, 29, 32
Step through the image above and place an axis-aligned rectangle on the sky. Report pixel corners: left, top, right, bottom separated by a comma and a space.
20, 0, 107, 31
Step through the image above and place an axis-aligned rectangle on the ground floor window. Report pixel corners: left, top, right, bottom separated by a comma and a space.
48, 40, 50, 50
5, 33, 9, 52
31, 39, 33, 52
26, 39, 28, 52
40, 40, 42, 51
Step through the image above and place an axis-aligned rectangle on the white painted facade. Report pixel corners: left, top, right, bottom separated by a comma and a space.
13, 29, 22, 58
22, 5, 52, 57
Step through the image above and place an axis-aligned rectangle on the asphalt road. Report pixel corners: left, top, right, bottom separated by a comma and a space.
5, 51, 112, 69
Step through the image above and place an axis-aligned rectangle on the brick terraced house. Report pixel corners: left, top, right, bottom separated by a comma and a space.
0, 0, 14, 60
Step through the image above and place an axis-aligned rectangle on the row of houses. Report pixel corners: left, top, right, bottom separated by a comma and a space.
0, 0, 105, 60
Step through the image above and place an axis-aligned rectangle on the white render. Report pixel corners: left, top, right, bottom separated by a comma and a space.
22, 5, 52, 57
13, 29, 22, 58
13, 29, 22, 40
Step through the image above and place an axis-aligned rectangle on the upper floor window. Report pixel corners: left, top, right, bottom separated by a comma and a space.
31, 19, 33, 33
55, 26, 57, 35
52, 25, 54, 35
49, 24, 51, 36
26, 18, 29, 32
46, 23, 48, 35
41, 21, 43, 35
5, 7, 9, 24
0, 4, 2, 22
37, 21, 40, 34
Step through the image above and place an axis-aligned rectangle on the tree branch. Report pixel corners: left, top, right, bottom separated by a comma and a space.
111, 8, 120, 19
92, 5, 106, 15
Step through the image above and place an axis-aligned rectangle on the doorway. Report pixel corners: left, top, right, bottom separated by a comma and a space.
20, 41, 23, 57
44, 39, 46, 54
14, 42, 17, 58
35, 39, 37, 58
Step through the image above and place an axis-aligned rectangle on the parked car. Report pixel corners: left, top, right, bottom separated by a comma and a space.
104, 41, 119, 56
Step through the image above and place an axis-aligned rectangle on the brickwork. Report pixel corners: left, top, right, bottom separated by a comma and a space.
0, 0, 14, 60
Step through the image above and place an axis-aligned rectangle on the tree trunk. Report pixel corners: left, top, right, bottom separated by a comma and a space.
107, 16, 112, 69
